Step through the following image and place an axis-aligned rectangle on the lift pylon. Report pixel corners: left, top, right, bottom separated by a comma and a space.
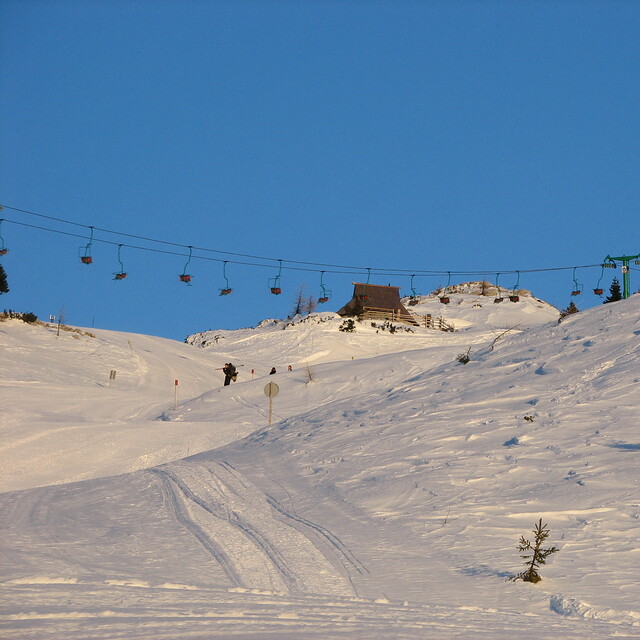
603, 253, 640, 299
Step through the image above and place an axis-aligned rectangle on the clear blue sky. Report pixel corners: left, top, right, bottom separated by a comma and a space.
1, 0, 639, 340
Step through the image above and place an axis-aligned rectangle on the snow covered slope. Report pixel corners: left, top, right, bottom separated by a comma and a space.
1, 295, 639, 639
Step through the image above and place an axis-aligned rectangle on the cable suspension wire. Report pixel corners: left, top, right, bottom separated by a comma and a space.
0, 203, 604, 278
0, 218, 387, 276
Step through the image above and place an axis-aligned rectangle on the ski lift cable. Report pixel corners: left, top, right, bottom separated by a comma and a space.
1, 205, 605, 278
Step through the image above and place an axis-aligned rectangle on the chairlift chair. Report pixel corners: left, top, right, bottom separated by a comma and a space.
269, 259, 283, 295
570, 267, 582, 296
179, 246, 193, 284
79, 226, 94, 264
113, 245, 127, 280
219, 261, 233, 295
593, 263, 607, 295
440, 272, 451, 304
317, 271, 331, 303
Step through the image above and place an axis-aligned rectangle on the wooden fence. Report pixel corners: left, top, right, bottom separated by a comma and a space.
361, 307, 455, 332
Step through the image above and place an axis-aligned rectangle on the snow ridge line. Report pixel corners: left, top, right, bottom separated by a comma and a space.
150, 468, 245, 587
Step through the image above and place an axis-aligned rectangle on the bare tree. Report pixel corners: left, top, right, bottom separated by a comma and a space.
290, 286, 305, 317
304, 295, 317, 315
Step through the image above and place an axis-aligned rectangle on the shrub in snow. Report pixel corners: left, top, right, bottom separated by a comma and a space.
510, 518, 558, 584
339, 319, 356, 332
1, 310, 38, 323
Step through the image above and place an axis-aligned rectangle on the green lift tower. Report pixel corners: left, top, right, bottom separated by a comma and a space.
603, 253, 640, 299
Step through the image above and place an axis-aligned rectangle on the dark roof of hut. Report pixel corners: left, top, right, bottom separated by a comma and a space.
337, 282, 414, 319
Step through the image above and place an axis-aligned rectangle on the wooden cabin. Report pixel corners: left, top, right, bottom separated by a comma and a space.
337, 283, 419, 326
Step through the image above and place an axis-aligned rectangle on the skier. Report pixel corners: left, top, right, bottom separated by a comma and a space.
222, 363, 237, 386
269, 367, 277, 375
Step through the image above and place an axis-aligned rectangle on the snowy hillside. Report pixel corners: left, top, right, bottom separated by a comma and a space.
1, 294, 639, 639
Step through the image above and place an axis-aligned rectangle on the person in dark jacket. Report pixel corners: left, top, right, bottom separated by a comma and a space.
269, 367, 277, 375
223, 363, 237, 386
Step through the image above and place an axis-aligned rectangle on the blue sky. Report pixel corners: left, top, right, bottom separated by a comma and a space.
1, 0, 639, 340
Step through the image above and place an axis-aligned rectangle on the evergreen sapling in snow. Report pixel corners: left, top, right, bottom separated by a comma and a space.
604, 277, 622, 303
0, 264, 8, 294
558, 301, 579, 322
510, 518, 558, 584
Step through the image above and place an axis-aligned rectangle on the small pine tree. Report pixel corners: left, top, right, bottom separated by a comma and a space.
0, 264, 9, 294
558, 301, 579, 322
604, 277, 622, 304
510, 518, 558, 584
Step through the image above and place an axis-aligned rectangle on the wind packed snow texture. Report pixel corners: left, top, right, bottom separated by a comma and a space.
1, 292, 639, 638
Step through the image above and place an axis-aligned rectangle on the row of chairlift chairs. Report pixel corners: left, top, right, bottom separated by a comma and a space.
63, 229, 640, 303
409, 264, 627, 307
75, 239, 334, 303
416, 273, 526, 306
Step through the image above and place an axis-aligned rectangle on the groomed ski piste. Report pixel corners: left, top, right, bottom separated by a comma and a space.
1, 286, 639, 639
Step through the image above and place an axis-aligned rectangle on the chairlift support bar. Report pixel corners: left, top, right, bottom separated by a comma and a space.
220, 260, 232, 294
0, 218, 7, 255
182, 246, 193, 273
594, 264, 607, 295
318, 270, 330, 302
114, 244, 127, 279
79, 226, 94, 263
494, 273, 504, 302
512, 271, 520, 293
440, 272, 451, 303
571, 267, 582, 295
180, 246, 193, 283
269, 259, 283, 294
604, 252, 640, 299
509, 271, 521, 301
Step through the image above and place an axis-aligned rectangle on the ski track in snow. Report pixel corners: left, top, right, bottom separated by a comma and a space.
151, 461, 356, 597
